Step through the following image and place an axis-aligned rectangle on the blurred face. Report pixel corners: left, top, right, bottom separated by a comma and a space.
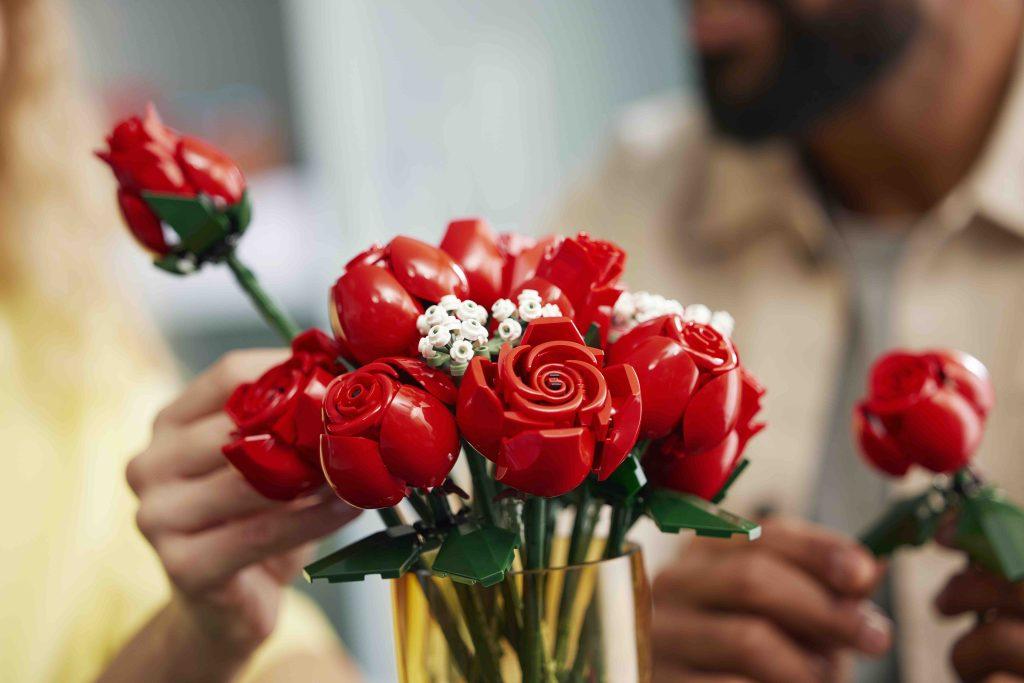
690, 0, 920, 141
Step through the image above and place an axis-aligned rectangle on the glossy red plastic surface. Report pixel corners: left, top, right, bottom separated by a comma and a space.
439, 218, 506, 306
853, 348, 992, 476
321, 359, 459, 508
455, 317, 641, 497
221, 329, 345, 499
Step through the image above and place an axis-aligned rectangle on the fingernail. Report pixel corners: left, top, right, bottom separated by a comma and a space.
855, 602, 892, 656
828, 547, 872, 590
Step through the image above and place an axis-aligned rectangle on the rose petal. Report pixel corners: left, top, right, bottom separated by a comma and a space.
387, 235, 469, 302
865, 351, 940, 415
683, 367, 742, 454
379, 386, 460, 488
618, 336, 699, 439
116, 190, 169, 254
594, 363, 642, 479
897, 389, 982, 473
292, 367, 336, 464
320, 434, 407, 509
646, 430, 740, 500
322, 370, 398, 438
176, 136, 246, 205
607, 315, 682, 365
439, 218, 505, 306
511, 277, 576, 320
519, 317, 587, 348
497, 427, 595, 497
223, 434, 323, 501
928, 349, 995, 418
456, 358, 506, 461
375, 357, 458, 405
505, 235, 559, 293
853, 403, 911, 477
331, 264, 423, 365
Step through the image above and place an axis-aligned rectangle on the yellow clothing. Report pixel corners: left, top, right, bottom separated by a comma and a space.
0, 299, 340, 682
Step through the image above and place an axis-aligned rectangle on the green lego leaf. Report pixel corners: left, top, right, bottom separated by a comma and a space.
431, 524, 519, 587
303, 526, 424, 583
596, 450, 647, 500
152, 253, 190, 275
583, 322, 601, 349
646, 488, 760, 539
225, 191, 252, 232
956, 487, 1024, 582
859, 486, 948, 557
141, 192, 233, 256
711, 459, 749, 505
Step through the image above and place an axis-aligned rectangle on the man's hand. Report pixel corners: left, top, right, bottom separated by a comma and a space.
936, 565, 1024, 682
652, 516, 892, 683
126, 350, 360, 662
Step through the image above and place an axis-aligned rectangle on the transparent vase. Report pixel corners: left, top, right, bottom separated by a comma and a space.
391, 544, 651, 683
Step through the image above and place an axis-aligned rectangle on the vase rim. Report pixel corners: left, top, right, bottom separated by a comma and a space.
413, 541, 643, 579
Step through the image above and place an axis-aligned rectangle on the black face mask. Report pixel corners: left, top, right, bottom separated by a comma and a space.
698, 0, 920, 142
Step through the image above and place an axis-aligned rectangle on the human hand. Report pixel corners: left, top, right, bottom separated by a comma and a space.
127, 350, 360, 659
651, 516, 891, 683
936, 565, 1024, 682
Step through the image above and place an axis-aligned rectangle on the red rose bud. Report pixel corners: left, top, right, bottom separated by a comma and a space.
438, 218, 560, 307
608, 315, 766, 500
456, 317, 642, 497
854, 349, 993, 476
321, 357, 460, 509
96, 104, 246, 255
510, 232, 626, 344
329, 236, 470, 365
222, 330, 346, 500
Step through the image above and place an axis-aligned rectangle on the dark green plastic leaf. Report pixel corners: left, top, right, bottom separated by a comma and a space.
152, 253, 190, 275
859, 487, 948, 557
225, 191, 252, 232
646, 489, 760, 539
597, 451, 647, 500
141, 192, 232, 256
303, 526, 423, 583
583, 322, 601, 349
956, 488, 1024, 582
431, 524, 519, 587
711, 459, 749, 505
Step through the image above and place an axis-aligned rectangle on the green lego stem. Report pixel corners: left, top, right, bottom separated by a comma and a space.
521, 497, 551, 682
224, 251, 301, 343
377, 507, 404, 528
554, 485, 600, 671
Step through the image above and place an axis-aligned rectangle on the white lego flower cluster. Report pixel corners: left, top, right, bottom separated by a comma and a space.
608, 291, 735, 342
417, 290, 563, 377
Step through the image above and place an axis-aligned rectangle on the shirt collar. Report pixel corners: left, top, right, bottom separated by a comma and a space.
692, 40, 1024, 255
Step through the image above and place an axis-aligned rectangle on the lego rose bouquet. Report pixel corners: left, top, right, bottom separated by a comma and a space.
99, 109, 767, 681
854, 349, 1024, 581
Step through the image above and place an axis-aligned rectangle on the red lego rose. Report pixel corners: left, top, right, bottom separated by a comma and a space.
456, 317, 642, 497
320, 357, 460, 509
97, 104, 246, 254
510, 232, 626, 344
222, 329, 345, 500
608, 314, 765, 500
329, 237, 470, 365
854, 349, 993, 476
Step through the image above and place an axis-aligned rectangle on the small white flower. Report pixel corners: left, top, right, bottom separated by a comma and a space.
663, 298, 685, 317
710, 310, 735, 337
439, 294, 462, 311
416, 314, 430, 335
456, 299, 488, 323
449, 339, 475, 363
440, 315, 463, 333
540, 303, 562, 318
612, 293, 636, 325
633, 291, 657, 314
459, 319, 489, 344
427, 324, 451, 347
518, 299, 543, 322
517, 288, 542, 305
491, 298, 516, 322
635, 309, 662, 323
418, 337, 437, 359
683, 303, 712, 324
497, 318, 523, 342
424, 304, 448, 327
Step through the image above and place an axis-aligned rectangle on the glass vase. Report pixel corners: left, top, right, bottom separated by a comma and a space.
391, 544, 651, 683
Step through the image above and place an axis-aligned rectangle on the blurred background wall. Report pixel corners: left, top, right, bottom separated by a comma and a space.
71, 1, 687, 679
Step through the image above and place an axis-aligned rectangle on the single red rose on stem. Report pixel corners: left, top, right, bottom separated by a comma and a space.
456, 317, 642, 497
96, 104, 246, 255
854, 349, 993, 476
321, 357, 460, 509
510, 232, 626, 344
222, 330, 346, 500
329, 237, 470, 365
608, 314, 766, 500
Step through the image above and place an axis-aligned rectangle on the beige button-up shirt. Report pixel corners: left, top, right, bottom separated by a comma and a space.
554, 59, 1024, 681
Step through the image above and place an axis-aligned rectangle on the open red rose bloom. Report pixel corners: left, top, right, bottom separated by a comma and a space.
321, 358, 460, 509
609, 315, 765, 500
854, 349, 994, 476
456, 317, 642, 497
97, 104, 246, 255
222, 330, 344, 500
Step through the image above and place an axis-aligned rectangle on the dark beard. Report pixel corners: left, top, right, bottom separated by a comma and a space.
699, 0, 921, 142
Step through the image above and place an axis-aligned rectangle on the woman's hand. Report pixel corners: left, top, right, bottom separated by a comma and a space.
936, 565, 1024, 682
126, 350, 359, 666
651, 516, 891, 683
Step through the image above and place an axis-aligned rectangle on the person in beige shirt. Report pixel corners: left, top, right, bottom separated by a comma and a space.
557, 1, 1024, 681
